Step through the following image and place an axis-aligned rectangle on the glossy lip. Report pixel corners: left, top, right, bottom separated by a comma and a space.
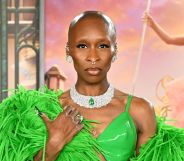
85, 67, 101, 76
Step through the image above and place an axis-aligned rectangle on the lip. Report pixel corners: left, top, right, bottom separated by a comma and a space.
85, 67, 101, 76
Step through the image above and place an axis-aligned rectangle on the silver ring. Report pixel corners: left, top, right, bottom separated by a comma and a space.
76, 114, 83, 123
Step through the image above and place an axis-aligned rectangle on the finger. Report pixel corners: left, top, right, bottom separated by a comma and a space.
38, 112, 51, 129
69, 109, 81, 124
69, 124, 84, 139
141, 17, 147, 22
70, 109, 79, 118
144, 11, 149, 15
63, 105, 68, 110
74, 114, 84, 124
141, 14, 148, 20
57, 106, 74, 123
64, 106, 74, 116
76, 124, 84, 131
54, 106, 68, 120
74, 115, 81, 124
66, 124, 84, 143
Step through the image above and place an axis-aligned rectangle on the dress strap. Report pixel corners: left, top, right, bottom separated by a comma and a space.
125, 95, 133, 112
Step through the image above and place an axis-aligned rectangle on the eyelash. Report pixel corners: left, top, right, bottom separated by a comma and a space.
76, 44, 110, 49
99, 44, 110, 48
76, 44, 87, 48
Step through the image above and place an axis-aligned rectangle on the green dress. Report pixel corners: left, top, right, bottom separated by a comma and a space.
97, 95, 137, 161
1, 86, 184, 161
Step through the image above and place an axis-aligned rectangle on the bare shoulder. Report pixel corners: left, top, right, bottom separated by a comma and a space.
114, 88, 128, 101
131, 96, 155, 118
130, 96, 156, 133
112, 89, 129, 109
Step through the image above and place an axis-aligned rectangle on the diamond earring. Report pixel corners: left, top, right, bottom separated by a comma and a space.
111, 55, 117, 63
66, 55, 73, 63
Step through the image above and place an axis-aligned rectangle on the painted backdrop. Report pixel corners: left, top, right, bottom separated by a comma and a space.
45, 0, 184, 127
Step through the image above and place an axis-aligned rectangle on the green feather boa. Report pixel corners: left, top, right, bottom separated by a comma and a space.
130, 117, 184, 161
0, 86, 103, 161
1, 86, 184, 161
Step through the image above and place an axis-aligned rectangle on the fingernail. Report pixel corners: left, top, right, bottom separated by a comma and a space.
63, 106, 67, 110
35, 106, 43, 117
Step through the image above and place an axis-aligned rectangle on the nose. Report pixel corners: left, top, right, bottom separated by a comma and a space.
86, 48, 100, 63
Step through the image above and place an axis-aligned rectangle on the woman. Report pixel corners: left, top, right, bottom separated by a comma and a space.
143, 11, 184, 126
1, 11, 184, 161
143, 12, 184, 45
34, 11, 156, 161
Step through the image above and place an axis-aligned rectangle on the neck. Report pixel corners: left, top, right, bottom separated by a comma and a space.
75, 79, 109, 96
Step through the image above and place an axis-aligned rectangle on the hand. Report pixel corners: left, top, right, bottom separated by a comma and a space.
37, 106, 83, 160
142, 12, 154, 27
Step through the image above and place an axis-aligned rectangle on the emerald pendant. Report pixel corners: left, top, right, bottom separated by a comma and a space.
70, 85, 114, 108
89, 97, 94, 106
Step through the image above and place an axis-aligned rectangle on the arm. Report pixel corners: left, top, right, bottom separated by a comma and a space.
144, 12, 184, 46
34, 139, 65, 161
34, 129, 63, 161
131, 97, 157, 154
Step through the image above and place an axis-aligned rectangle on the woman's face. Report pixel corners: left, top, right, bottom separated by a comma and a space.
68, 17, 116, 84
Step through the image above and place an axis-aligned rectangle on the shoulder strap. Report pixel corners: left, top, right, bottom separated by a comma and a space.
125, 95, 133, 112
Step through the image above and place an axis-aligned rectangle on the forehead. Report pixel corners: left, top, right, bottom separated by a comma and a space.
69, 17, 111, 42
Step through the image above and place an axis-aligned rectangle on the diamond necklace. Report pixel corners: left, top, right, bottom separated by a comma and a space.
70, 84, 114, 108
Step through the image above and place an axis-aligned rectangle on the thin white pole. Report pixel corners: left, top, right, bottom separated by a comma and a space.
131, 0, 152, 95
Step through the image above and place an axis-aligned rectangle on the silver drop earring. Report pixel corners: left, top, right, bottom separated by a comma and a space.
111, 42, 118, 63
111, 55, 117, 63
65, 42, 73, 63
66, 55, 73, 63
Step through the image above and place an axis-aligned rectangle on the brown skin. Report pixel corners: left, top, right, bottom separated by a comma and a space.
34, 107, 83, 161
34, 16, 156, 161
68, 17, 115, 87
143, 12, 184, 46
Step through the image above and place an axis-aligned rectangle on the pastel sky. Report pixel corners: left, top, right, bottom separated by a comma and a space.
45, 0, 184, 105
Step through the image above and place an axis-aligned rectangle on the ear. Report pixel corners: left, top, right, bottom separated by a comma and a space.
65, 42, 70, 55
111, 42, 118, 55
111, 42, 118, 63
114, 42, 118, 55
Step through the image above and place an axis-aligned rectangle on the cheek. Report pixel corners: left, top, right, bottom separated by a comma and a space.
101, 52, 113, 65
72, 55, 86, 71
71, 50, 86, 60
104, 59, 112, 72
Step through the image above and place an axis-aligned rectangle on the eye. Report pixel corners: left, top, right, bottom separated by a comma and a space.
99, 44, 110, 48
76, 44, 87, 48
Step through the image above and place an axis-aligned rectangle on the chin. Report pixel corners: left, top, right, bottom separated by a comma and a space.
85, 76, 107, 85
77, 72, 107, 84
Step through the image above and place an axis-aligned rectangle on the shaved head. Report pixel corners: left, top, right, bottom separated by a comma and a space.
68, 11, 116, 43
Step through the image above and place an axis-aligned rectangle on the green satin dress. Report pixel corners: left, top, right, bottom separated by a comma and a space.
97, 95, 137, 161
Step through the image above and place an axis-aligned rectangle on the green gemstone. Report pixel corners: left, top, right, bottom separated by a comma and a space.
89, 97, 94, 106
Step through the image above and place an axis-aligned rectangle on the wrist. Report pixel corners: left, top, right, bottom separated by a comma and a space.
47, 138, 65, 152
44, 139, 65, 161
150, 20, 156, 30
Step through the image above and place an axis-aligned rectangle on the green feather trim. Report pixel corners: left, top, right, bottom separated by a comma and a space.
130, 117, 184, 161
0, 86, 103, 161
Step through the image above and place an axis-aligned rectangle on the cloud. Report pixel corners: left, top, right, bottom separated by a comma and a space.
45, 0, 184, 106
